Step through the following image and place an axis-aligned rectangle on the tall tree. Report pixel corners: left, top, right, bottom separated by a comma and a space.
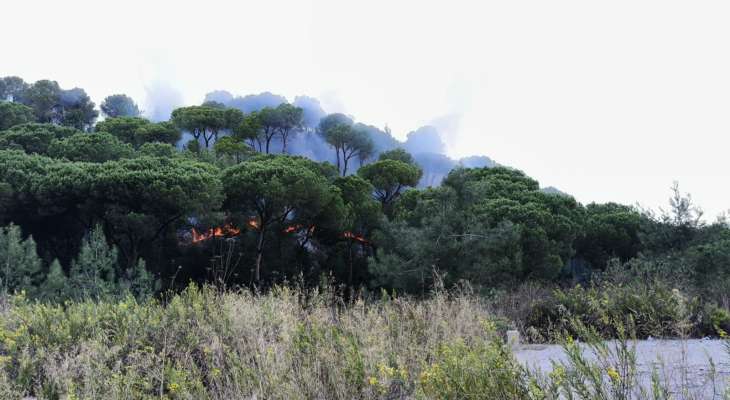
274, 103, 303, 153
58, 88, 98, 130
358, 159, 422, 208
34, 156, 223, 269
17, 81, 97, 129
255, 107, 281, 154
100, 94, 141, 117
171, 105, 229, 148
96, 116, 180, 147
19, 80, 62, 123
48, 132, 134, 162
0, 101, 35, 130
222, 156, 343, 282
0, 123, 81, 154
0, 76, 29, 102
214, 136, 251, 163
234, 112, 263, 151
0, 224, 43, 296
320, 124, 374, 176
334, 175, 381, 284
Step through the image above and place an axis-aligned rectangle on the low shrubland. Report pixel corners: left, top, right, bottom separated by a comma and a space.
0, 284, 520, 399
1, 284, 728, 399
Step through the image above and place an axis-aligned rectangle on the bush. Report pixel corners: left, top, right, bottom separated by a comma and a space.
525, 263, 689, 340
418, 338, 531, 399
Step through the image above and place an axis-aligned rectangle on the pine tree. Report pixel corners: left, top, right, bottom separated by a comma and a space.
121, 259, 158, 300
69, 225, 117, 300
0, 224, 42, 296
40, 259, 69, 302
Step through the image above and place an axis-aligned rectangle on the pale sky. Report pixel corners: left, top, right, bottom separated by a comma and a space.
3, 0, 729, 219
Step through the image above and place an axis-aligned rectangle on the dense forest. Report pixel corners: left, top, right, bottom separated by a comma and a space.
2, 76, 730, 399
1, 74, 729, 316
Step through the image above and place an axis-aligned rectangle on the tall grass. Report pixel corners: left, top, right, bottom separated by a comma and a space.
0, 285, 728, 399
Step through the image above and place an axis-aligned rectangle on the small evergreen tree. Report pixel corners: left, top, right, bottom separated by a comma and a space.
39, 259, 69, 302
120, 259, 157, 300
0, 224, 42, 296
69, 225, 117, 300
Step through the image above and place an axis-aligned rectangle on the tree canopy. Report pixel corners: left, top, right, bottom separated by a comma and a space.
0, 101, 35, 131
100, 94, 141, 117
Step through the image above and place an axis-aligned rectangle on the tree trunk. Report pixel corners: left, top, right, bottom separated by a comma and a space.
255, 226, 266, 283
348, 240, 354, 285
335, 147, 341, 174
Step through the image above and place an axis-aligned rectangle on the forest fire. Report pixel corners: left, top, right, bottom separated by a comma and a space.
190, 223, 242, 243
189, 220, 318, 244
189, 221, 368, 246
343, 231, 370, 244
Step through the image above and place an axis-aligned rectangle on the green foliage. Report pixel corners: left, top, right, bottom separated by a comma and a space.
68, 225, 118, 300
0, 224, 42, 295
100, 94, 141, 117
525, 261, 691, 339
0, 101, 35, 130
120, 259, 158, 301
274, 103, 304, 153
39, 259, 70, 302
0, 284, 533, 399
0, 76, 29, 101
378, 147, 415, 165
213, 135, 251, 163
575, 203, 645, 270
29, 155, 223, 268
0, 123, 81, 154
223, 155, 344, 281
239, 104, 304, 154
16, 80, 98, 129
96, 117, 181, 147
171, 105, 240, 148
320, 120, 375, 176
684, 236, 730, 302
418, 339, 531, 399
137, 142, 179, 158
17, 79, 62, 123
358, 159, 422, 208
135, 120, 180, 145
48, 132, 134, 162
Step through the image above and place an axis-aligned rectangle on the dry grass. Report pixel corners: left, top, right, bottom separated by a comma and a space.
1, 285, 728, 399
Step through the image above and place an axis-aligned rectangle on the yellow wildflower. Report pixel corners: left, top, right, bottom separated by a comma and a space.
607, 367, 620, 382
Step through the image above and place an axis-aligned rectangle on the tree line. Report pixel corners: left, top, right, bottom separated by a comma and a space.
0, 75, 728, 303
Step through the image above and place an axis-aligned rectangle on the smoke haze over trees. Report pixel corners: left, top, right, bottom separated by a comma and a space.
1, 74, 728, 313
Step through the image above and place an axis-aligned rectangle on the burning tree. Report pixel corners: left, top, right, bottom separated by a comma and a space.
334, 175, 381, 284
222, 155, 344, 282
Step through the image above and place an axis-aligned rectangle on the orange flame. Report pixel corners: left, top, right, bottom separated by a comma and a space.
343, 231, 369, 244
191, 223, 241, 243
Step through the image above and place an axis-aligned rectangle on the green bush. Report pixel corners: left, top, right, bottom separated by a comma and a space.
417, 339, 531, 399
525, 275, 688, 340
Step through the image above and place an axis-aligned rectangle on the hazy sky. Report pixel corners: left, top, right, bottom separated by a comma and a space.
3, 0, 729, 219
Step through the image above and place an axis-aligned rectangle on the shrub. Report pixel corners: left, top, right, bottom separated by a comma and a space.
525, 266, 689, 340
418, 338, 531, 399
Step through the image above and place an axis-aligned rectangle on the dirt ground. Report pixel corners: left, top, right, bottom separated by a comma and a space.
515, 339, 730, 399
